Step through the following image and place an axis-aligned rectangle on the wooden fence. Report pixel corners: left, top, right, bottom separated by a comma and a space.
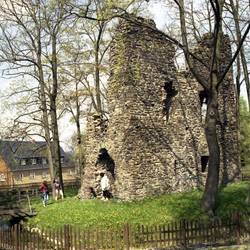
0, 213, 249, 250
0, 179, 80, 193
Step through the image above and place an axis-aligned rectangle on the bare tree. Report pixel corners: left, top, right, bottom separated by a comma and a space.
172, 0, 250, 214
0, 0, 56, 194
57, 16, 111, 178
227, 0, 250, 106
57, 0, 143, 179
0, 0, 77, 195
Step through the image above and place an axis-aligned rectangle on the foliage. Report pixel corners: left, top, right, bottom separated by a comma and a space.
26, 181, 249, 230
240, 98, 250, 171
216, 181, 250, 216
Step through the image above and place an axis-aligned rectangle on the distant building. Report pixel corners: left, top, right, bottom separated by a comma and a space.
0, 140, 77, 189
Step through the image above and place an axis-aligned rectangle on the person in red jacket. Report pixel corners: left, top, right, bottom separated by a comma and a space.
39, 181, 49, 207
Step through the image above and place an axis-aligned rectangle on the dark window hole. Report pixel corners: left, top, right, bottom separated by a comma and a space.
201, 155, 209, 172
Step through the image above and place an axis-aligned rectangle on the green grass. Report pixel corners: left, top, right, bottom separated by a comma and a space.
26, 181, 250, 230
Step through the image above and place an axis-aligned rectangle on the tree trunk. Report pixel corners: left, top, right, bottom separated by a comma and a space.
38, 64, 55, 196
95, 31, 102, 115
36, 25, 56, 197
50, 33, 64, 193
74, 80, 84, 179
202, 88, 220, 214
201, 0, 225, 214
76, 119, 84, 179
50, 98, 63, 189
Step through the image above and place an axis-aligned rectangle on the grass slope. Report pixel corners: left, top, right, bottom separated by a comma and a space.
26, 181, 250, 230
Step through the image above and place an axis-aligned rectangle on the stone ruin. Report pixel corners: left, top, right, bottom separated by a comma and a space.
79, 17, 240, 201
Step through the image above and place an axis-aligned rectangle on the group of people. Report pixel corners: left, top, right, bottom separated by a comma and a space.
39, 171, 112, 206
39, 178, 64, 207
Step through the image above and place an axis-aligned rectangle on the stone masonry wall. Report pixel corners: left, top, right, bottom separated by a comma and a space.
192, 33, 240, 184
79, 18, 240, 201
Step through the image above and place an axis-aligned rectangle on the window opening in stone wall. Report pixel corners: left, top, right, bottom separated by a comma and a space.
95, 148, 115, 178
201, 155, 209, 172
199, 90, 208, 122
162, 80, 178, 122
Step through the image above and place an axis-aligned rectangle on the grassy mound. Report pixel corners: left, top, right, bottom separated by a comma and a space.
26, 181, 250, 230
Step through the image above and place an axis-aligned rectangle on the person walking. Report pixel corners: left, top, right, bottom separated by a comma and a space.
39, 181, 49, 207
53, 178, 64, 201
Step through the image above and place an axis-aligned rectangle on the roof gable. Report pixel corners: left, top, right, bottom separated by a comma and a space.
0, 140, 68, 171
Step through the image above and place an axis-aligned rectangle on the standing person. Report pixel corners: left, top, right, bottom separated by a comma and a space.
39, 181, 49, 207
53, 178, 64, 201
100, 173, 111, 200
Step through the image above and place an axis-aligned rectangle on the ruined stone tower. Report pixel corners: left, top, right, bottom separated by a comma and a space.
79, 17, 240, 201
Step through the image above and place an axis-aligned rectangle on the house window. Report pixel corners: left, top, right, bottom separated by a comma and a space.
29, 172, 35, 180
20, 159, 26, 166
32, 158, 37, 165
0, 173, 6, 181
60, 157, 64, 164
42, 158, 47, 165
